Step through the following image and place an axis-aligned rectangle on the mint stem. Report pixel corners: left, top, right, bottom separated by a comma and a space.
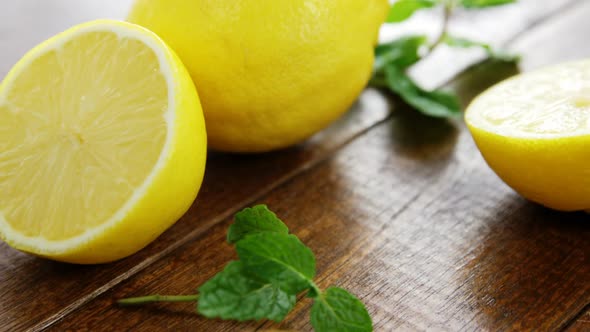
305, 281, 323, 299
424, 3, 453, 58
368, 75, 387, 89
118, 294, 199, 306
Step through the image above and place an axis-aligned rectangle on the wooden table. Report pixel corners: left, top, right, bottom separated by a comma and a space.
1, 1, 589, 331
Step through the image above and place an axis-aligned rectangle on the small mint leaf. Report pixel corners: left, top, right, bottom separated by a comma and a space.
374, 35, 428, 73
385, 65, 461, 118
236, 233, 316, 294
386, 0, 437, 23
197, 261, 296, 322
227, 205, 289, 244
443, 34, 520, 62
311, 287, 372, 332
460, 0, 516, 8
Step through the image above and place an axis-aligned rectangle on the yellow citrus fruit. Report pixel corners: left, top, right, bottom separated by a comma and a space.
128, 0, 389, 152
0, 20, 207, 263
466, 60, 590, 211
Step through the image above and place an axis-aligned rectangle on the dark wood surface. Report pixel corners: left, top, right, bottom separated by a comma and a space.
567, 308, 590, 332
1, 1, 589, 331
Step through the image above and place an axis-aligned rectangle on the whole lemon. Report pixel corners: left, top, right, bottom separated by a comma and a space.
128, 0, 389, 152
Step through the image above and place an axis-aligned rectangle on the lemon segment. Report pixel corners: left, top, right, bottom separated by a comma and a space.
0, 20, 207, 263
466, 60, 590, 211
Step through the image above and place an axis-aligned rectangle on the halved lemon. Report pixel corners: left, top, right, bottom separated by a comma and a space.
466, 60, 590, 211
0, 20, 207, 263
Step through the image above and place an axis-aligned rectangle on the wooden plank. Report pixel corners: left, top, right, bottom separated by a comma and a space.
0, 1, 583, 331
47, 2, 590, 331
510, 0, 590, 71
566, 307, 590, 332
48, 104, 590, 331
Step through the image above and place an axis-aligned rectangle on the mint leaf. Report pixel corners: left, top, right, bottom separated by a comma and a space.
311, 287, 372, 332
236, 232, 316, 294
385, 65, 460, 118
227, 205, 289, 244
374, 35, 428, 73
386, 0, 437, 23
460, 0, 516, 8
443, 34, 519, 62
197, 261, 296, 322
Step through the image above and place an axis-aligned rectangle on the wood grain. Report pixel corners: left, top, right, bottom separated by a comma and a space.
0, 0, 588, 331
567, 307, 590, 332
49, 101, 590, 331
47, 2, 590, 331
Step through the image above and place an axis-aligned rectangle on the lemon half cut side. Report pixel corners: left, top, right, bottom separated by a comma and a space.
0, 20, 207, 263
466, 60, 590, 211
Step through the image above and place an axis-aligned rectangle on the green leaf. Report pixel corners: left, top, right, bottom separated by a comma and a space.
374, 35, 428, 73
386, 0, 437, 23
227, 205, 289, 244
311, 287, 372, 332
236, 233, 316, 294
460, 0, 516, 8
443, 34, 520, 62
384, 65, 461, 118
197, 261, 296, 322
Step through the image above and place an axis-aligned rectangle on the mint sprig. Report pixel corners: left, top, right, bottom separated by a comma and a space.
372, 0, 518, 118
119, 205, 372, 332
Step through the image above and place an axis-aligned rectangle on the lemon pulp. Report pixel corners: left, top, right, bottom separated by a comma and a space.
0, 20, 206, 263
467, 62, 590, 138
1, 31, 169, 240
